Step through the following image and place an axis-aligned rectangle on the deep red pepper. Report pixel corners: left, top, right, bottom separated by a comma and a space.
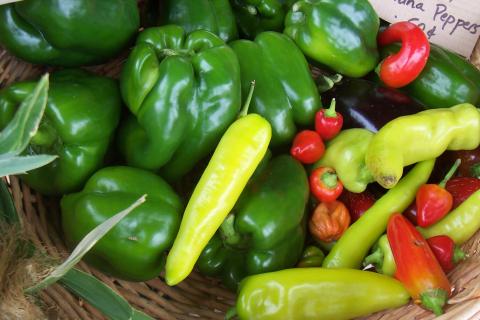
416, 159, 460, 227
445, 177, 480, 209
290, 130, 325, 164
378, 21, 430, 88
427, 235, 466, 273
315, 98, 343, 141
309, 167, 343, 203
338, 189, 375, 222
387, 213, 451, 316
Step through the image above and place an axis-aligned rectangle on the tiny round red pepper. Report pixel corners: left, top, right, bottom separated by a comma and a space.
387, 213, 451, 316
309, 167, 343, 203
416, 159, 460, 227
290, 130, 325, 164
427, 235, 466, 273
378, 21, 430, 88
315, 98, 343, 141
445, 176, 480, 209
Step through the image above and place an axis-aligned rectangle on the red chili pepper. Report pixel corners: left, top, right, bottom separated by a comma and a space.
338, 189, 375, 222
427, 235, 466, 273
290, 130, 325, 164
315, 98, 343, 141
445, 177, 480, 209
387, 214, 451, 316
377, 21, 430, 88
416, 159, 460, 227
309, 167, 343, 203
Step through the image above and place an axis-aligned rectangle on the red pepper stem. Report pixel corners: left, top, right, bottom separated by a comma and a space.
453, 246, 466, 264
321, 171, 338, 189
420, 288, 448, 316
439, 159, 461, 188
324, 98, 337, 118
238, 80, 256, 118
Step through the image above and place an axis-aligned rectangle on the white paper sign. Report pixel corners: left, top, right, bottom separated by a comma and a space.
368, 0, 480, 57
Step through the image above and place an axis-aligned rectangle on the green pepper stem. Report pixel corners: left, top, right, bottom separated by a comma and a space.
238, 80, 256, 118
324, 99, 337, 118
439, 159, 461, 188
321, 171, 338, 189
471, 163, 480, 179
453, 245, 466, 264
363, 247, 384, 270
316, 74, 342, 93
219, 215, 242, 246
420, 288, 448, 316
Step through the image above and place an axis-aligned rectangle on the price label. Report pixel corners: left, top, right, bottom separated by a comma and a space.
368, 0, 480, 57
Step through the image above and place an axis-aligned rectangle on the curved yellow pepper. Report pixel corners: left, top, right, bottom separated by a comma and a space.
165, 82, 271, 286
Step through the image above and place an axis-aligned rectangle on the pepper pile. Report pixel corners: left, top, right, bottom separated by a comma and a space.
1, 0, 480, 319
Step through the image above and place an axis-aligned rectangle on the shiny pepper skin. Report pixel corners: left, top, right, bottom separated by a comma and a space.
427, 235, 466, 273
309, 167, 343, 203
290, 130, 324, 164
309, 200, 350, 243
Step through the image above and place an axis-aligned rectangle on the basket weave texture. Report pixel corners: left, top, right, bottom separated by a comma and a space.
1, 31, 480, 320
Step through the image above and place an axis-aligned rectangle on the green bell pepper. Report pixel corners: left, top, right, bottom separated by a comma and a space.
119, 25, 241, 181
61, 166, 182, 282
230, 32, 321, 146
197, 155, 309, 290
284, 0, 379, 78
157, 0, 238, 42
0, 0, 139, 66
230, 0, 296, 38
312, 128, 375, 193
0, 69, 121, 196
380, 43, 480, 108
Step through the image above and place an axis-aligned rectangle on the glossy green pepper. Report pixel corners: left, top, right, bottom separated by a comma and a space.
366, 104, 480, 189
420, 189, 480, 245
323, 159, 434, 269
119, 25, 241, 181
0, 0, 139, 66
0, 69, 121, 195
297, 245, 325, 268
157, 0, 238, 42
312, 128, 374, 193
61, 166, 182, 281
230, 0, 296, 38
230, 32, 321, 146
284, 0, 379, 78
197, 155, 309, 290
230, 268, 409, 320
364, 234, 396, 277
380, 43, 480, 108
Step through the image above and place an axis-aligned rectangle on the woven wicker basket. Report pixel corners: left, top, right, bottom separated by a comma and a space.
1, 26, 480, 320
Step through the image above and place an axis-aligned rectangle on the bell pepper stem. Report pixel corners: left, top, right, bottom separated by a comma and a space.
453, 246, 466, 264
321, 171, 338, 189
324, 99, 337, 118
219, 214, 242, 246
439, 159, 461, 188
420, 288, 448, 316
471, 163, 480, 179
316, 74, 342, 93
238, 81, 256, 118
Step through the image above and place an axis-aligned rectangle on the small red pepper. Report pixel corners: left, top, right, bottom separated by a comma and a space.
445, 176, 480, 209
290, 130, 325, 164
387, 214, 451, 316
416, 159, 460, 227
377, 21, 430, 88
309, 167, 343, 203
338, 189, 375, 222
315, 98, 343, 140
427, 235, 466, 273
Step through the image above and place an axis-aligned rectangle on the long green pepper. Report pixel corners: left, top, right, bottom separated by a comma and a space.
323, 159, 435, 269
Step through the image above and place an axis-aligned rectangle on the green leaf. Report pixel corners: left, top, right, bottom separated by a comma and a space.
0, 178, 18, 224
132, 310, 155, 320
0, 154, 57, 177
25, 195, 147, 293
0, 0, 24, 4
0, 74, 49, 155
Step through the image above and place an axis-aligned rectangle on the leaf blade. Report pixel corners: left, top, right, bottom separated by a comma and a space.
0, 178, 18, 224
0, 154, 57, 177
0, 74, 49, 155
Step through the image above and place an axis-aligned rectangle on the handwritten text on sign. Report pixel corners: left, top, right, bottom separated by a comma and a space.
368, 0, 480, 57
